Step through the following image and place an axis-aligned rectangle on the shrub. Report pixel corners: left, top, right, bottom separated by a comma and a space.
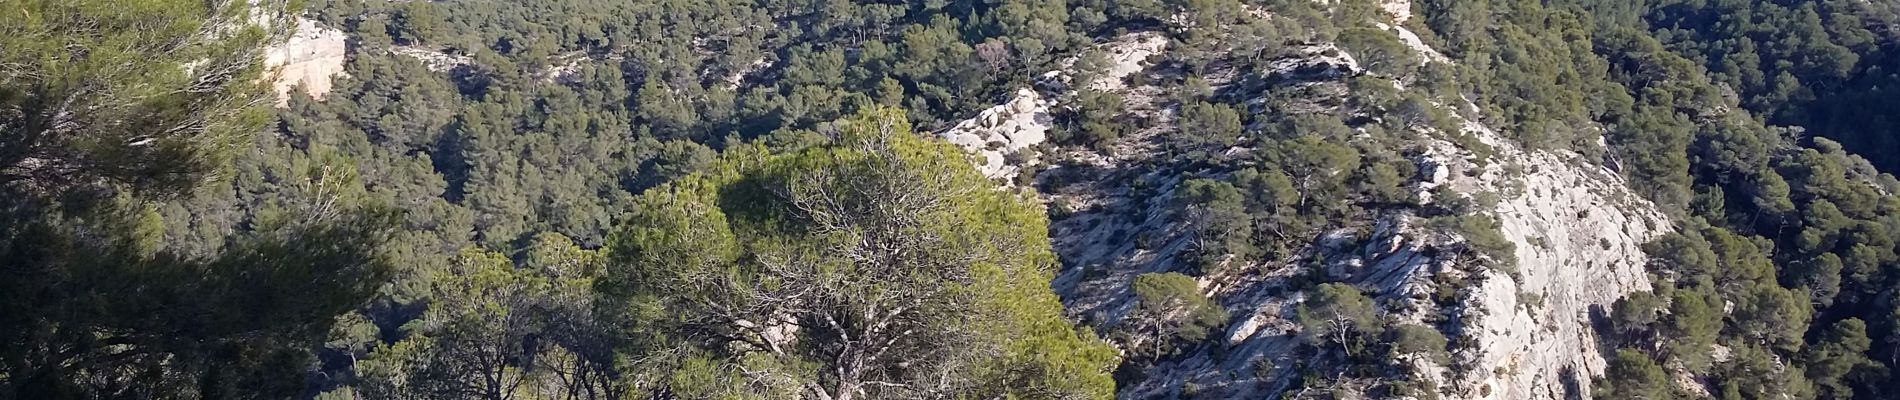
1128, 272, 1231, 357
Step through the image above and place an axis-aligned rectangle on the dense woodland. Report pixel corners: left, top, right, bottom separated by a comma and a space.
8, 0, 1900, 398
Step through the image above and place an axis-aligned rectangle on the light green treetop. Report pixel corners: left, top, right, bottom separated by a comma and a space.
604, 107, 1116, 400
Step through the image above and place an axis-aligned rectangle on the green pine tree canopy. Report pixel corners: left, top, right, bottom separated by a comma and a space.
10, 0, 1900, 398
600, 107, 1115, 399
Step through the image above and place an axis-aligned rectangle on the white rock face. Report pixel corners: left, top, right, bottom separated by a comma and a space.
1261, 43, 1362, 82
264, 18, 348, 106
939, 89, 1055, 180
1378, 5, 1672, 394
1089, 33, 1170, 92
1381, 22, 1450, 64
1382, 0, 1416, 23
940, 33, 1167, 182
1423, 116, 1669, 400
391, 46, 474, 72
949, 2, 1671, 398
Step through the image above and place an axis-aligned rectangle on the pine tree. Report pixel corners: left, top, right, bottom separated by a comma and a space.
603, 107, 1117, 399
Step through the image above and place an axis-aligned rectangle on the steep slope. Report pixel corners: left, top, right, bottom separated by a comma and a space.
941, 33, 1169, 182
1412, 116, 1669, 399
941, 3, 1674, 398
264, 17, 348, 106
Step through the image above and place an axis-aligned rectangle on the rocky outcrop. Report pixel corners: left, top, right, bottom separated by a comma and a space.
1378, 9, 1670, 396
939, 33, 1168, 182
1084, 33, 1170, 92
1260, 43, 1362, 83
264, 18, 348, 106
938, 2, 1672, 399
939, 89, 1055, 180
391, 46, 474, 73
1419, 117, 1668, 399
1080, 111, 1668, 398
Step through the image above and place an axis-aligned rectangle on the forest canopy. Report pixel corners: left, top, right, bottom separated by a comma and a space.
599, 107, 1115, 399
11, 0, 1900, 398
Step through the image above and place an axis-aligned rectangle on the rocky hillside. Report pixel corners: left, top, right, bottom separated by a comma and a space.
25, 0, 1900, 398
264, 17, 348, 106
941, 2, 1675, 398
254, 1, 1690, 397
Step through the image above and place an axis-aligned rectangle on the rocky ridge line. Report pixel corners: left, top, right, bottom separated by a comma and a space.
938, 1, 1675, 398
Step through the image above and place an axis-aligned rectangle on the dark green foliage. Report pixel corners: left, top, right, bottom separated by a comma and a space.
1357, 158, 1418, 206
1609, 291, 1664, 339
1, 199, 396, 399
1259, 135, 1361, 216
1662, 287, 1722, 373
0, 0, 280, 194
1421, 0, 1619, 150
20, 0, 1900, 396
1807, 319, 1877, 400
1713, 344, 1817, 400
0, 2, 403, 398
1175, 178, 1256, 274
1175, 102, 1243, 161
1232, 167, 1302, 242
1297, 283, 1380, 355
99, 0, 1135, 395
1069, 88, 1129, 150
1128, 272, 1231, 358
3, 0, 1130, 395
1402, 0, 1900, 396
1594, 349, 1672, 400
1608, 0, 1900, 172
267, 0, 1115, 252
1384, 325, 1449, 363
355, 234, 613, 398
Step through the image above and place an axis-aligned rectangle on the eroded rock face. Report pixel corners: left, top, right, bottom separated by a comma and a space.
939, 89, 1055, 181
1421, 118, 1669, 400
1378, 10, 1671, 396
264, 18, 348, 106
938, 32, 1168, 182
1087, 33, 1170, 92
1260, 43, 1362, 83
938, 5, 1671, 400
1093, 83, 1667, 400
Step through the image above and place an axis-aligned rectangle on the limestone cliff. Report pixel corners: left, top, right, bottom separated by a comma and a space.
264, 17, 348, 106
942, 2, 1672, 398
